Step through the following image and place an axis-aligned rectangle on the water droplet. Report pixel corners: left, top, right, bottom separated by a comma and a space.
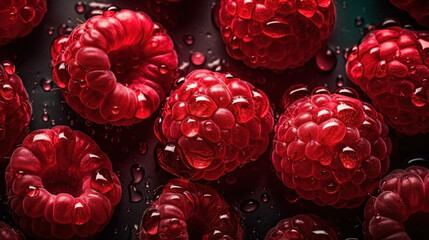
183, 35, 194, 45
282, 84, 310, 108
377, 18, 401, 29
142, 209, 160, 235
9, 7, 17, 20
411, 87, 427, 107
26, 186, 40, 198
339, 146, 360, 169
48, 27, 55, 35
40, 78, 53, 92
75, 2, 86, 13
191, 52, 206, 66
42, 112, 49, 122
15, 171, 24, 179
58, 23, 72, 36
204, 121, 214, 131
139, 141, 148, 155
112, 106, 120, 114
407, 157, 429, 167
263, 20, 290, 38
260, 193, 270, 203
335, 87, 360, 99
158, 65, 169, 74
1, 60, 15, 75
363, 24, 376, 36
335, 46, 341, 54
316, 47, 337, 72
53, 62, 70, 88
90, 168, 114, 193
19, 6, 36, 23
131, 164, 144, 184
78, 80, 87, 88
240, 199, 259, 213
129, 185, 143, 203
355, 16, 364, 27
336, 74, 344, 87
0, 84, 15, 100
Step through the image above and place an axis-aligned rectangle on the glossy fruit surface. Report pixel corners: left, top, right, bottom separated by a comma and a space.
389, 0, 429, 27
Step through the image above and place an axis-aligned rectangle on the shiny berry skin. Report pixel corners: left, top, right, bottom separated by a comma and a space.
389, 0, 429, 27
363, 166, 429, 240
0, 60, 32, 160
4, 126, 122, 239
218, 0, 336, 70
0, 0, 47, 46
272, 90, 391, 208
0, 221, 26, 240
140, 178, 243, 240
51, 9, 178, 126
264, 214, 337, 240
155, 70, 274, 181
346, 27, 429, 135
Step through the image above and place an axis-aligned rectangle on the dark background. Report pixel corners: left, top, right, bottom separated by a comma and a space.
1, 0, 429, 239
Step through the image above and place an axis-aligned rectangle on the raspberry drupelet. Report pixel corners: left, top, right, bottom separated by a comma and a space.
272, 86, 391, 208
155, 70, 274, 181
218, 0, 336, 70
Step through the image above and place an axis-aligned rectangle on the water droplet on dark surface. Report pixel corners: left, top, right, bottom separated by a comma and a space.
316, 47, 337, 72
240, 199, 259, 213
260, 193, 270, 203
355, 16, 364, 27
129, 185, 143, 203
131, 164, 144, 184
40, 78, 53, 92
42, 112, 49, 122
336, 74, 344, 87
191, 52, 206, 66
183, 35, 195, 45
75, 2, 86, 14
377, 18, 401, 29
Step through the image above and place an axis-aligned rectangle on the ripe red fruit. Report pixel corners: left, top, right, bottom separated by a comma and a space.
0, 221, 26, 240
346, 27, 429, 135
0, 60, 32, 160
51, 9, 178, 126
0, 0, 47, 46
4, 126, 122, 239
140, 178, 243, 239
389, 0, 429, 27
218, 0, 336, 70
264, 214, 337, 240
272, 87, 391, 208
155, 70, 274, 181
363, 166, 429, 240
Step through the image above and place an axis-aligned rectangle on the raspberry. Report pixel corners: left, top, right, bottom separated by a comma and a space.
140, 178, 243, 239
4, 126, 122, 239
272, 86, 391, 208
0, 0, 47, 46
363, 166, 429, 240
346, 27, 429, 135
155, 70, 274, 180
389, 0, 429, 27
264, 214, 337, 240
0, 221, 26, 240
0, 60, 32, 160
218, 0, 336, 70
51, 9, 178, 126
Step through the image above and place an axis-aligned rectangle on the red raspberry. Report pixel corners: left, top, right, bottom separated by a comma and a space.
140, 178, 243, 239
0, 221, 26, 240
363, 166, 429, 240
0, 0, 47, 46
389, 0, 429, 27
264, 214, 337, 240
155, 70, 274, 180
272, 86, 391, 208
346, 27, 429, 135
0, 60, 32, 160
218, 0, 336, 70
4, 126, 122, 239
51, 9, 178, 126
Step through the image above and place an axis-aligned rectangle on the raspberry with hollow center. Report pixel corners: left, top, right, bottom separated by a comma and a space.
389, 0, 429, 27
0, 221, 26, 240
5, 126, 122, 239
264, 214, 337, 240
272, 86, 391, 208
155, 69, 274, 181
346, 26, 429, 135
51, 9, 178, 126
0, 60, 32, 160
140, 178, 243, 239
0, 0, 47, 46
363, 166, 429, 240
218, 0, 336, 70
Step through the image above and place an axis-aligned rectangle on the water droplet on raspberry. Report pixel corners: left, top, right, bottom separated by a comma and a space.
262, 20, 290, 38
312, 86, 330, 95
139, 141, 148, 155
188, 94, 217, 118
9, 7, 17, 20
181, 117, 199, 137
103, 6, 120, 17
90, 168, 114, 193
19, 6, 36, 23
191, 52, 206, 66
230, 36, 240, 49
183, 35, 194, 45
282, 84, 310, 108
42, 112, 49, 122
1, 61, 15, 75
316, 47, 337, 72
240, 198, 259, 213
0, 84, 15, 100
348, 61, 364, 82
40, 78, 53, 92
158, 65, 169, 75
112, 106, 120, 114
297, 0, 318, 18
204, 121, 214, 131
15, 171, 24, 179
73, 201, 90, 225
324, 180, 339, 194
75, 2, 86, 13
131, 164, 144, 184
318, 118, 347, 145
229, 96, 255, 123
129, 185, 143, 203
222, 26, 231, 38
355, 16, 364, 27
335, 87, 360, 99
78, 80, 87, 88
142, 209, 160, 235
26, 186, 40, 198
411, 87, 427, 107
53, 62, 70, 88
339, 146, 360, 169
